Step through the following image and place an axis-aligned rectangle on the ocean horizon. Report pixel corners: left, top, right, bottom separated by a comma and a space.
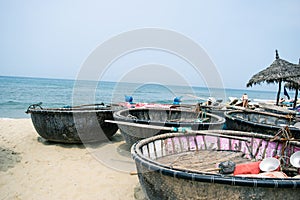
0, 75, 296, 119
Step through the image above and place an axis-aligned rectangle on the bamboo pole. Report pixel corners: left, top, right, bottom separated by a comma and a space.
105, 120, 250, 142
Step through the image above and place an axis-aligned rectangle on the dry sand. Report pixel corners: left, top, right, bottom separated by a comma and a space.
0, 118, 145, 200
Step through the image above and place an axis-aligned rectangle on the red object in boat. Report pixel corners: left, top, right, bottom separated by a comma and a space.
233, 161, 261, 175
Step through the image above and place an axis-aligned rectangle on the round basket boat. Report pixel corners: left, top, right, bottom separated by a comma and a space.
132, 130, 300, 200
113, 107, 225, 146
26, 103, 119, 143
224, 110, 300, 138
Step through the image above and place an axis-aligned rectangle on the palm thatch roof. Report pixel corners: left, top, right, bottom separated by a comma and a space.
246, 50, 300, 87
246, 50, 300, 106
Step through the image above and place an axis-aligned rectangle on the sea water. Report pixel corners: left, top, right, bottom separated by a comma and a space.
0, 76, 292, 118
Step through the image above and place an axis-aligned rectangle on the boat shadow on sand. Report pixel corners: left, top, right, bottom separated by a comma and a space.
36, 132, 130, 151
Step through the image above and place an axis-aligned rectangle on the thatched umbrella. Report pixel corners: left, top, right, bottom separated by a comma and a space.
246, 50, 300, 105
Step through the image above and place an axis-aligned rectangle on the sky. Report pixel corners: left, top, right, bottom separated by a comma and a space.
0, 0, 299, 90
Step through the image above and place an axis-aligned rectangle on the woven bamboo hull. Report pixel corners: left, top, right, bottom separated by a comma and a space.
224, 110, 300, 138
131, 130, 300, 200
135, 163, 299, 200
118, 125, 167, 147
202, 107, 232, 118
28, 108, 118, 143
114, 108, 225, 146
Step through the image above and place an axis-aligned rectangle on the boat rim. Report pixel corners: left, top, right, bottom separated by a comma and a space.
26, 107, 115, 114
114, 107, 226, 125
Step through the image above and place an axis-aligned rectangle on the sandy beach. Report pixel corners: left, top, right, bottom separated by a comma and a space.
0, 118, 144, 200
